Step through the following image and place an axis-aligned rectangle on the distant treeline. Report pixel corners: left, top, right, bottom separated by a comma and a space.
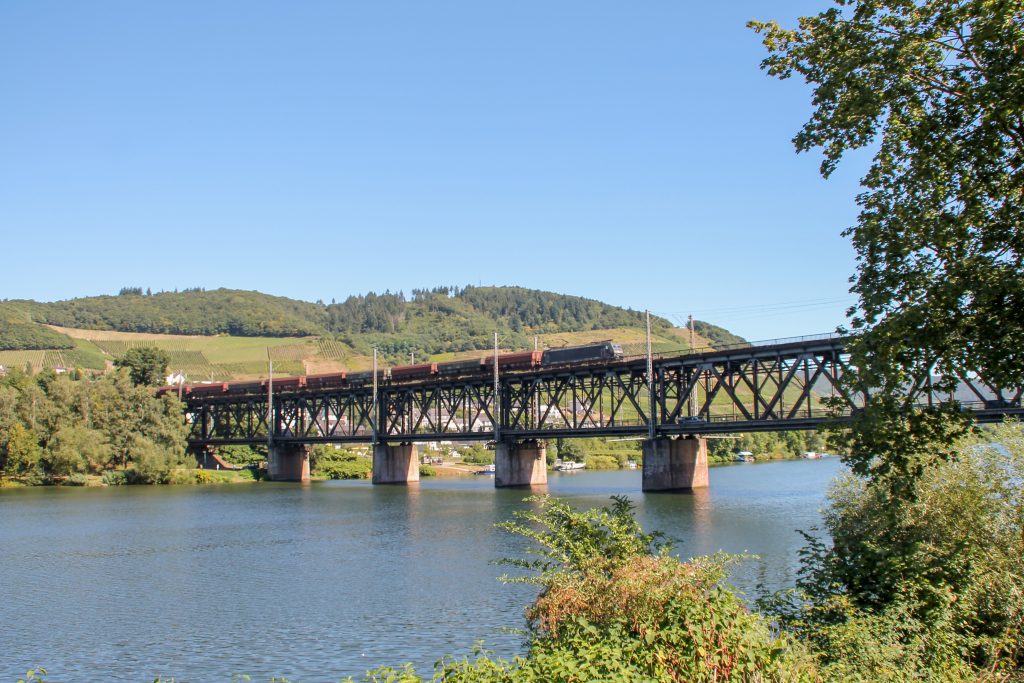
17, 286, 665, 337
0, 303, 75, 351
4, 286, 746, 360
13, 289, 324, 338
691, 320, 747, 348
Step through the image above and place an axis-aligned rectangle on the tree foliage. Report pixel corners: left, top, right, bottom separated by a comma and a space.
751, 0, 1024, 484
20, 288, 327, 337
311, 445, 373, 479
0, 303, 74, 351
706, 430, 828, 463
768, 422, 1024, 678
113, 346, 171, 386
0, 368, 187, 483
348, 497, 817, 682
326, 285, 670, 363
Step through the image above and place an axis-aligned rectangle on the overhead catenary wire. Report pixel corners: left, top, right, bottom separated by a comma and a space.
687, 294, 856, 312
657, 296, 860, 328
663, 296, 858, 319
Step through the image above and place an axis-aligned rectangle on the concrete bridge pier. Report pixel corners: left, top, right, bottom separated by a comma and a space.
268, 443, 311, 482
642, 436, 709, 492
495, 440, 548, 488
372, 442, 420, 484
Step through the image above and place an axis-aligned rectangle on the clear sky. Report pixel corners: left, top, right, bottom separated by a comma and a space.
0, 1, 870, 342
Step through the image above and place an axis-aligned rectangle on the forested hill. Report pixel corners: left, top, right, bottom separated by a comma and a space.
2, 286, 746, 356
15, 289, 324, 337
11, 286, 663, 338
0, 302, 76, 351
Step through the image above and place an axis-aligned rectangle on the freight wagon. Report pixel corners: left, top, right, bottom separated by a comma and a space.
163, 341, 627, 399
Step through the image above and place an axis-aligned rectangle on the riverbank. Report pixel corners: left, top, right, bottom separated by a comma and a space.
0, 452, 826, 488
0, 467, 262, 488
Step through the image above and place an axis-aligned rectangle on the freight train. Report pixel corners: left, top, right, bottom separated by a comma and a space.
162, 341, 623, 397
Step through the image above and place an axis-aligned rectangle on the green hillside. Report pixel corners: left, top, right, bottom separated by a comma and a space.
18, 285, 666, 342
0, 302, 75, 350
0, 286, 747, 376
14, 288, 324, 337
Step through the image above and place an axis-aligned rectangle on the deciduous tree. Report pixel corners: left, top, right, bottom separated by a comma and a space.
751, 0, 1024, 485
114, 347, 171, 386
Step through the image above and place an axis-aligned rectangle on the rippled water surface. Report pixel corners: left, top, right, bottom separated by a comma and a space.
0, 458, 842, 681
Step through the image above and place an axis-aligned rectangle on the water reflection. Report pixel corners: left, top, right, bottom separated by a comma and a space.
0, 458, 841, 681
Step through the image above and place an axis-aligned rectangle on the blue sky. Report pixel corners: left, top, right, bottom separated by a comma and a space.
0, 1, 870, 341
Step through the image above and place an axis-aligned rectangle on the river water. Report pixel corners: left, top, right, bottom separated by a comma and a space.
0, 458, 842, 682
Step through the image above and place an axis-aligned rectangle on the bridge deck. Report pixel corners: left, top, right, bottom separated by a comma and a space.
181, 335, 1023, 447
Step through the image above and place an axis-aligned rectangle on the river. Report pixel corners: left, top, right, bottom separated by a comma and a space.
0, 457, 842, 681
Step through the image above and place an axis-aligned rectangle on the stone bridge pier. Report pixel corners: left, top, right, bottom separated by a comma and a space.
642, 436, 709, 492
495, 439, 548, 488
372, 442, 420, 484
268, 443, 311, 482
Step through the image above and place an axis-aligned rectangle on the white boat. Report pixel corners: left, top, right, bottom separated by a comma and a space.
474, 464, 496, 475
554, 460, 586, 471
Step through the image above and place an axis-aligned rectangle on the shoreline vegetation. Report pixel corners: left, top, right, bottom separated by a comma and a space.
0, 427, 828, 489
0, 448, 820, 489
0, 451, 821, 489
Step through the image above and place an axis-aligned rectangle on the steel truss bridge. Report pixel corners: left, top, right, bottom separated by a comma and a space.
183, 334, 1023, 449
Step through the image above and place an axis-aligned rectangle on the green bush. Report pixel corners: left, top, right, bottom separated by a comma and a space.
419, 465, 436, 477
313, 447, 373, 480
460, 443, 494, 465
770, 421, 1024, 678
554, 437, 641, 469
319, 459, 372, 479
127, 435, 177, 484
582, 454, 618, 470
101, 470, 128, 486
63, 473, 87, 486
217, 444, 265, 466
347, 496, 817, 682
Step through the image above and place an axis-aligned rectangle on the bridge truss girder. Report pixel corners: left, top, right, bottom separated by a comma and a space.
182, 338, 1023, 448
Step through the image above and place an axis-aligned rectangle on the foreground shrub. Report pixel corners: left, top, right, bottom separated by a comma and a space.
101, 470, 128, 486
771, 421, 1024, 679
513, 553, 816, 682
348, 496, 817, 682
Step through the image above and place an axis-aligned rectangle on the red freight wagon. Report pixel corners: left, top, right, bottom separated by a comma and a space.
482, 351, 543, 370
304, 372, 347, 390
269, 376, 306, 391
184, 383, 229, 396
390, 363, 438, 381
225, 380, 264, 395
